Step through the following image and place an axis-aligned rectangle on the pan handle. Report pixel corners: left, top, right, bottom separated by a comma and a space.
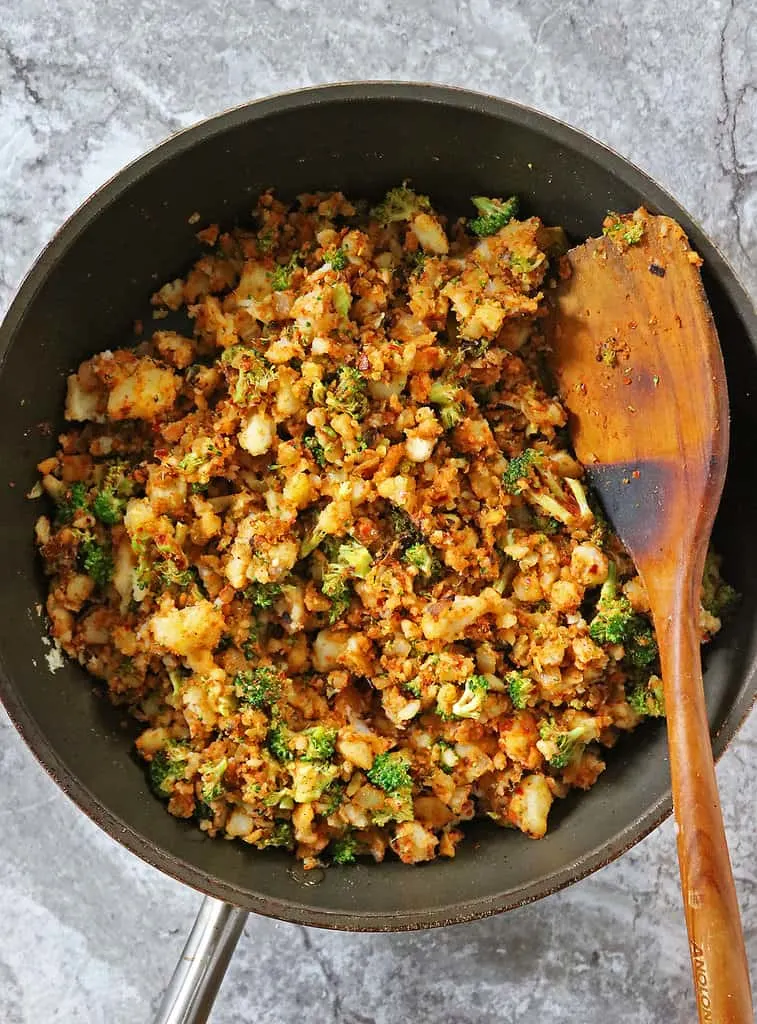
153, 896, 248, 1024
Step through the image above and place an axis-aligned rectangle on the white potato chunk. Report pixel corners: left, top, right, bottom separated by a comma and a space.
149, 599, 225, 656
507, 773, 553, 839
238, 411, 276, 456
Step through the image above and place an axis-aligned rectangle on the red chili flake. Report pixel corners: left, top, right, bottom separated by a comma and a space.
632, 470, 641, 479
154, 448, 169, 460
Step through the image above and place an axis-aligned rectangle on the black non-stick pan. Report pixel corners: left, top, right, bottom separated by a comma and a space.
1, 84, 755, 1020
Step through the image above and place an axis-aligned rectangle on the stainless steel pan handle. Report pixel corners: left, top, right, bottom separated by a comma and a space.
153, 896, 248, 1024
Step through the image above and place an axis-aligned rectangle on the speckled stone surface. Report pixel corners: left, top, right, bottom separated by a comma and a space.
0, 2, 755, 1021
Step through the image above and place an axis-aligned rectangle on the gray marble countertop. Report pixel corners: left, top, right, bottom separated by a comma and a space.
1, 2, 755, 1021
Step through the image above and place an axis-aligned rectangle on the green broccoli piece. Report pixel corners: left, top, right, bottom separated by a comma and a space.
325, 247, 349, 270
589, 563, 659, 667
588, 561, 635, 645
403, 543, 440, 578
434, 739, 460, 774
428, 380, 462, 430
55, 481, 88, 524
222, 345, 277, 405
367, 751, 413, 793
259, 820, 294, 850
321, 540, 373, 622
628, 677, 665, 718
199, 757, 228, 803
332, 282, 351, 319
326, 366, 368, 420
331, 833, 358, 865
321, 568, 351, 623
323, 780, 346, 815
337, 540, 372, 578
149, 742, 189, 797
389, 507, 423, 550
538, 720, 596, 769
371, 185, 431, 225
506, 670, 535, 710
80, 537, 113, 586
194, 800, 214, 821
468, 195, 519, 237
92, 490, 124, 525
502, 448, 592, 526
270, 254, 300, 291
451, 674, 489, 719
603, 213, 644, 246
244, 582, 283, 608
155, 560, 195, 588
303, 434, 327, 467
302, 726, 338, 762
701, 549, 739, 619
234, 666, 281, 709
267, 724, 295, 762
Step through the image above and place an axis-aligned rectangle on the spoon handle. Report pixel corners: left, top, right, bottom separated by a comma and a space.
656, 585, 753, 1023
153, 896, 247, 1024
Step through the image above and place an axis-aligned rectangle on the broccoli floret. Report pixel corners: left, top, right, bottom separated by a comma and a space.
270, 254, 300, 291
321, 540, 373, 622
244, 582, 283, 608
589, 563, 659, 667
371, 789, 415, 827
434, 739, 460, 774
55, 481, 88, 524
332, 282, 351, 319
92, 490, 124, 525
195, 800, 214, 821
324, 247, 349, 270
199, 757, 228, 803
502, 448, 592, 526
326, 366, 368, 420
338, 540, 372, 578
259, 820, 294, 850
234, 666, 281, 709
267, 724, 295, 762
428, 380, 462, 430
222, 345, 277, 405
321, 566, 352, 623
290, 761, 339, 802
403, 543, 440, 578
367, 751, 413, 793
588, 561, 635, 645
506, 670, 535, 710
331, 833, 358, 865
303, 434, 327, 467
538, 720, 595, 769
371, 185, 431, 225
302, 725, 337, 762
468, 195, 519, 237
92, 463, 133, 525
603, 212, 644, 247
156, 560, 195, 588
701, 549, 739, 619
178, 445, 220, 473
451, 674, 489, 719
149, 741, 189, 797
389, 507, 423, 550
80, 537, 113, 586
628, 676, 666, 718
323, 780, 346, 815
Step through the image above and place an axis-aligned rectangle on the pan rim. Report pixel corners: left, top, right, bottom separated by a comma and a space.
1, 80, 755, 932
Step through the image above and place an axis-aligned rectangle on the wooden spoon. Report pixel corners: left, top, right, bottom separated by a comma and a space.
546, 209, 753, 1024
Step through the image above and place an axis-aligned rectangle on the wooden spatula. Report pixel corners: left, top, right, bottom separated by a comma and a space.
546, 209, 753, 1024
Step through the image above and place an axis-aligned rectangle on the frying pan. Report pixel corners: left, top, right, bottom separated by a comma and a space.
1, 83, 755, 1019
